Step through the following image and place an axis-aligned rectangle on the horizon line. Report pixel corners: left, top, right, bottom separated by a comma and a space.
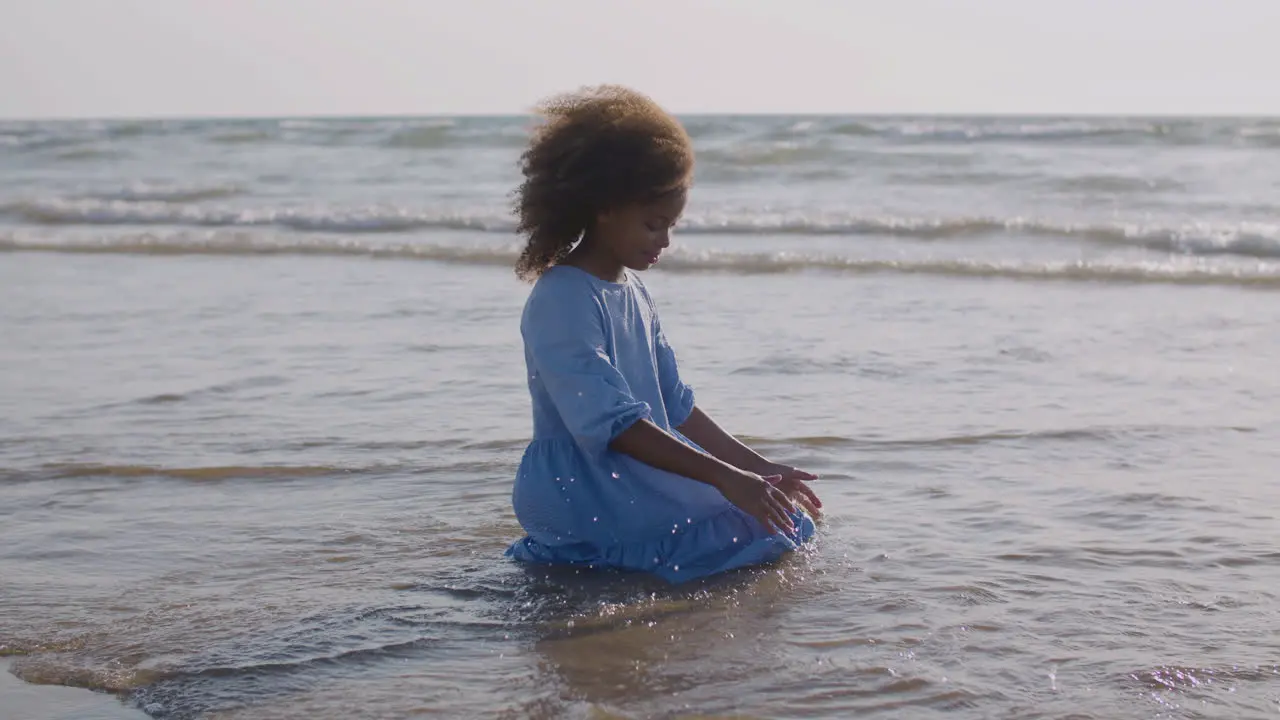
3, 109, 1279, 123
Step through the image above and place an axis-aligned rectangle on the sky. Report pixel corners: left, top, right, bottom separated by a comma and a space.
2, 0, 1278, 119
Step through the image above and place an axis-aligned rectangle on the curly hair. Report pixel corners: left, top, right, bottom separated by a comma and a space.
513, 85, 694, 281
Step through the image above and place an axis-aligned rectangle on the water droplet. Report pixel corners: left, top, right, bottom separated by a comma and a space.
732, 536, 739, 543
592, 516, 599, 522
611, 472, 620, 479
673, 565, 680, 572
686, 517, 692, 524
568, 477, 575, 482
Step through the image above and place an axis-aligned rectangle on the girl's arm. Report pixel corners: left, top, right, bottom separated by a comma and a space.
610, 418, 799, 534
675, 406, 771, 475
676, 406, 824, 517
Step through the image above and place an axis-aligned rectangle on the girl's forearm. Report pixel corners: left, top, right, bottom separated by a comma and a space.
675, 406, 770, 474
609, 417, 745, 490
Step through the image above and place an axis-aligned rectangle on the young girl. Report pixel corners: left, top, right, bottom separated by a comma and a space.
506, 85, 822, 585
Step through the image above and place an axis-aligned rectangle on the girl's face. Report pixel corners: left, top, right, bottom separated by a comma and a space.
594, 189, 687, 273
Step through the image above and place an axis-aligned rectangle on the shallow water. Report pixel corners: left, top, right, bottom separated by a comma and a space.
4, 116, 1280, 718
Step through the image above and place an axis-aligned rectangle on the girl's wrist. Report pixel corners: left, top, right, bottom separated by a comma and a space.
710, 464, 760, 492
746, 456, 779, 476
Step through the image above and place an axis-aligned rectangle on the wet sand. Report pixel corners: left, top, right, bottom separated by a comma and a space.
2, 659, 147, 720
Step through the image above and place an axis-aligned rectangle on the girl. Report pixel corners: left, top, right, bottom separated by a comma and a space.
506, 85, 822, 585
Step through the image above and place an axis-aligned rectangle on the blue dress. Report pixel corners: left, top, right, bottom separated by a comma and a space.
506, 265, 815, 584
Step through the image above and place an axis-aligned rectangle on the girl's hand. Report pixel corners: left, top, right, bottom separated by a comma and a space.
757, 462, 823, 519
715, 471, 800, 535
757, 461, 818, 483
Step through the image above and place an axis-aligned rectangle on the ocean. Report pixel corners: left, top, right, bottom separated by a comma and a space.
2, 115, 1279, 719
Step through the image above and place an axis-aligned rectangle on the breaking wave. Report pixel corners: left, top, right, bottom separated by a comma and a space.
4, 233, 1280, 288
7, 117, 1280, 158
5, 199, 1280, 259
80, 183, 246, 203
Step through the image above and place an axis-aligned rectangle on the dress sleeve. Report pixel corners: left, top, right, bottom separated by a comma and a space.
630, 276, 696, 427
653, 314, 697, 428
522, 279, 652, 454
610, 276, 695, 430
